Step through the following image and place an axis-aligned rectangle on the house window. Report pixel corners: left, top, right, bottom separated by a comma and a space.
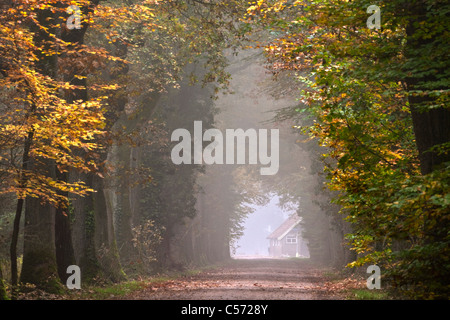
286, 235, 297, 244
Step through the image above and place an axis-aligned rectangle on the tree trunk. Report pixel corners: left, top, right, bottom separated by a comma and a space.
403, 3, 450, 294
20, 6, 62, 293
60, 0, 124, 283
21, 194, 62, 293
71, 171, 102, 282
0, 263, 7, 300
92, 172, 125, 282
409, 107, 450, 175
405, 2, 450, 175
54, 9, 90, 284
10, 129, 34, 295
88, 38, 130, 280
71, 169, 125, 283
55, 190, 76, 284
114, 144, 135, 267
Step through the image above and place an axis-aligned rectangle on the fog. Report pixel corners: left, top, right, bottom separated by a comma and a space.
198, 49, 317, 260
232, 195, 291, 258
5, 1, 444, 301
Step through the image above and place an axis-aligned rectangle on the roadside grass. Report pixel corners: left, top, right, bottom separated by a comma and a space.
320, 268, 394, 300
76, 280, 149, 300
347, 288, 391, 300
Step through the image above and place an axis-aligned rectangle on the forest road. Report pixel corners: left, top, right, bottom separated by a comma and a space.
118, 258, 344, 300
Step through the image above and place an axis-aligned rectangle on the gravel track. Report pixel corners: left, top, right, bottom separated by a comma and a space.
119, 258, 344, 300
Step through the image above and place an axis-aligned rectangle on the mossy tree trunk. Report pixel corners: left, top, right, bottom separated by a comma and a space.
21, 195, 62, 293
0, 263, 8, 300
55, 192, 76, 284
71, 173, 102, 283
71, 170, 126, 283
114, 144, 136, 268
92, 173, 126, 282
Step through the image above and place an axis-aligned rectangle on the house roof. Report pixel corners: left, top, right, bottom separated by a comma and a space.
267, 214, 302, 240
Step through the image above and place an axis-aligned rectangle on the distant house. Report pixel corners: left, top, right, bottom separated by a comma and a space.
267, 215, 309, 258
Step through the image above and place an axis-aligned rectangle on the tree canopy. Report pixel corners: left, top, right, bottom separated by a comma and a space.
0, 0, 448, 300
245, 0, 450, 298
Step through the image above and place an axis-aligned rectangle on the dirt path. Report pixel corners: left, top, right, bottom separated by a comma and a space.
120, 258, 347, 300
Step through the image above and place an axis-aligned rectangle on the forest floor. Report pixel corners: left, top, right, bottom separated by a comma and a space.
113, 258, 375, 300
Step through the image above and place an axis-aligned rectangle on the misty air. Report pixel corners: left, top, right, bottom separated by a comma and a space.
0, 0, 449, 312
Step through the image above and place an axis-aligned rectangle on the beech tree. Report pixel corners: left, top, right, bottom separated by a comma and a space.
0, 0, 110, 293
245, 0, 449, 298
1, 0, 249, 296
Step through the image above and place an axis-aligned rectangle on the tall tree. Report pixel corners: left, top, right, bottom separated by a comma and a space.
402, 0, 450, 175
245, 0, 449, 298
0, 0, 107, 291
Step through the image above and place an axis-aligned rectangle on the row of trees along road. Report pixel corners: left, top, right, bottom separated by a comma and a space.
246, 0, 449, 299
0, 0, 249, 298
0, 0, 449, 300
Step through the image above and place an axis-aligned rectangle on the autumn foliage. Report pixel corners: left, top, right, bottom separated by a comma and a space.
245, 0, 450, 298
0, 0, 448, 300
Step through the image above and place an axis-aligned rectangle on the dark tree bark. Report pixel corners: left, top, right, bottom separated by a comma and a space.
405, 1, 450, 175
55, 174, 76, 284
409, 105, 450, 175
21, 174, 61, 293
71, 171, 101, 281
0, 262, 7, 300
10, 129, 33, 294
